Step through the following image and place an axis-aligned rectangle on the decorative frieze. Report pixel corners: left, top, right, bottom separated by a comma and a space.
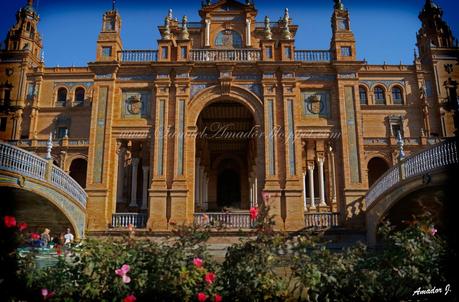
337, 73, 357, 79
240, 84, 262, 97
117, 75, 155, 81
53, 81, 93, 88
297, 73, 336, 81
191, 84, 208, 97
360, 79, 406, 89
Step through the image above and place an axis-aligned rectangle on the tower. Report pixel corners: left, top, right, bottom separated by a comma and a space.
95, 4, 122, 61
330, 0, 356, 61
417, 0, 456, 63
3, 0, 43, 61
416, 0, 459, 137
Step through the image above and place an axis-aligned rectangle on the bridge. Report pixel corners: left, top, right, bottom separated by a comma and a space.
365, 139, 458, 246
0, 142, 87, 238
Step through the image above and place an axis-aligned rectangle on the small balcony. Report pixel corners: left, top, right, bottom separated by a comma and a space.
119, 50, 158, 62
294, 50, 332, 62
194, 211, 254, 229
111, 213, 147, 228
304, 212, 339, 228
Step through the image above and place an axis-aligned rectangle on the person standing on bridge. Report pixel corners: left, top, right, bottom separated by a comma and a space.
64, 228, 74, 245
40, 228, 51, 247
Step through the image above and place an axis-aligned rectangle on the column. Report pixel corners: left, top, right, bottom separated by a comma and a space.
308, 162, 315, 209
116, 146, 126, 203
302, 171, 307, 211
200, 167, 205, 209
246, 18, 252, 47
204, 177, 209, 210
195, 159, 200, 209
318, 156, 326, 206
129, 158, 140, 207
205, 19, 211, 47
254, 176, 258, 206
141, 166, 149, 210
329, 146, 337, 204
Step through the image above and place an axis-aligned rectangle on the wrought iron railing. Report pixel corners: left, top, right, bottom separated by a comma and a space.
190, 49, 261, 62
294, 50, 332, 62
365, 139, 458, 208
0, 142, 87, 208
304, 212, 339, 228
111, 213, 147, 228
119, 50, 158, 62
194, 212, 254, 229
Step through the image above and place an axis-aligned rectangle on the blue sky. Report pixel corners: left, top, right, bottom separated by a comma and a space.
0, 0, 458, 66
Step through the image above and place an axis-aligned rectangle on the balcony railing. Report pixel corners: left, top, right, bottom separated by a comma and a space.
111, 213, 147, 228
0, 142, 87, 208
294, 50, 332, 62
304, 212, 339, 228
365, 139, 458, 208
194, 212, 254, 229
190, 49, 261, 62
119, 50, 158, 62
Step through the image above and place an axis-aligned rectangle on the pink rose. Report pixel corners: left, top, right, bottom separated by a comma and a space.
204, 272, 216, 284
197, 292, 208, 302
249, 207, 258, 220
193, 257, 203, 268
4, 216, 16, 228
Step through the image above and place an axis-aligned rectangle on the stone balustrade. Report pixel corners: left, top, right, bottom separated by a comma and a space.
111, 213, 147, 228
119, 50, 158, 62
117, 48, 333, 63
0, 142, 87, 208
365, 139, 458, 208
190, 49, 261, 62
294, 50, 332, 62
194, 212, 254, 229
304, 212, 339, 228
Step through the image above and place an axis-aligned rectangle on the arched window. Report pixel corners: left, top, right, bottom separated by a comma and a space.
57, 88, 67, 106
26, 22, 31, 31
215, 30, 242, 48
359, 86, 368, 105
74, 87, 85, 104
392, 86, 404, 105
374, 86, 386, 105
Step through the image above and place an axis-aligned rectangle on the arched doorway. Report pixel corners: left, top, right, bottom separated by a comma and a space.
69, 158, 87, 188
195, 100, 256, 211
367, 157, 390, 187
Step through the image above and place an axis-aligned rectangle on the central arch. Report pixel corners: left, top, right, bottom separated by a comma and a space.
185, 85, 265, 216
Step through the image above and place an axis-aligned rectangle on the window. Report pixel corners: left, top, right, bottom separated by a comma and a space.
215, 30, 242, 48
102, 46, 112, 57
284, 47, 292, 59
161, 46, 168, 59
359, 86, 368, 105
374, 86, 386, 105
180, 47, 187, 59
337, 18, 348, 30
26, 22, 31, 31
56, 127, 68, 139
75, 87, 85, 105
341, 46, 352, 57
0, 117, 7, 132
388, 115, 404, 137
57, 88, 67, 106
104, 18, 115, 31
392, 86, 404, 104
266, 46, 273, 59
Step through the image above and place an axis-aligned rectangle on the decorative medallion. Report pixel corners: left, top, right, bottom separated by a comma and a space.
307, 95, 325, 114
127, 95, 142, 114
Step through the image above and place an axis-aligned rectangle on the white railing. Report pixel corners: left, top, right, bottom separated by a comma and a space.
194, 212, 254, 229
0, 142, 87, 208
51, 166, 87, 207
0, 142, 47, 180
119, 50, 158, 62
190, 49, 261, 62
304, 212, 339, 228
111, 213, 147, 228
295, 50, 332, 62
366, 139, 458, 208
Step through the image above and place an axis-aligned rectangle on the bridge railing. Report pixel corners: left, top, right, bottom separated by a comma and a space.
194, 212, 254, 229
0, 142, 87, 208
365, 139, 458, 208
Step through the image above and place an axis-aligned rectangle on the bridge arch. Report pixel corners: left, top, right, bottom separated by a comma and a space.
0, 143, 87, 238
365, 140, 458, 246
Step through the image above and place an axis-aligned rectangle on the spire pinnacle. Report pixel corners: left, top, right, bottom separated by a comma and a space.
334, 0, 344, 10
112, 0, 116, 11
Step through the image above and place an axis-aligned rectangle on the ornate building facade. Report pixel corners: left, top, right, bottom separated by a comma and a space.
0, 0, 458, 233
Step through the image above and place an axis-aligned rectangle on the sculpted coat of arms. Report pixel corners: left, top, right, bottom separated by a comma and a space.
127, 95, 142, 115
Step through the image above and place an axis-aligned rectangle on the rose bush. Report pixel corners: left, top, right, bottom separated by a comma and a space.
1, 209, 452, 301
